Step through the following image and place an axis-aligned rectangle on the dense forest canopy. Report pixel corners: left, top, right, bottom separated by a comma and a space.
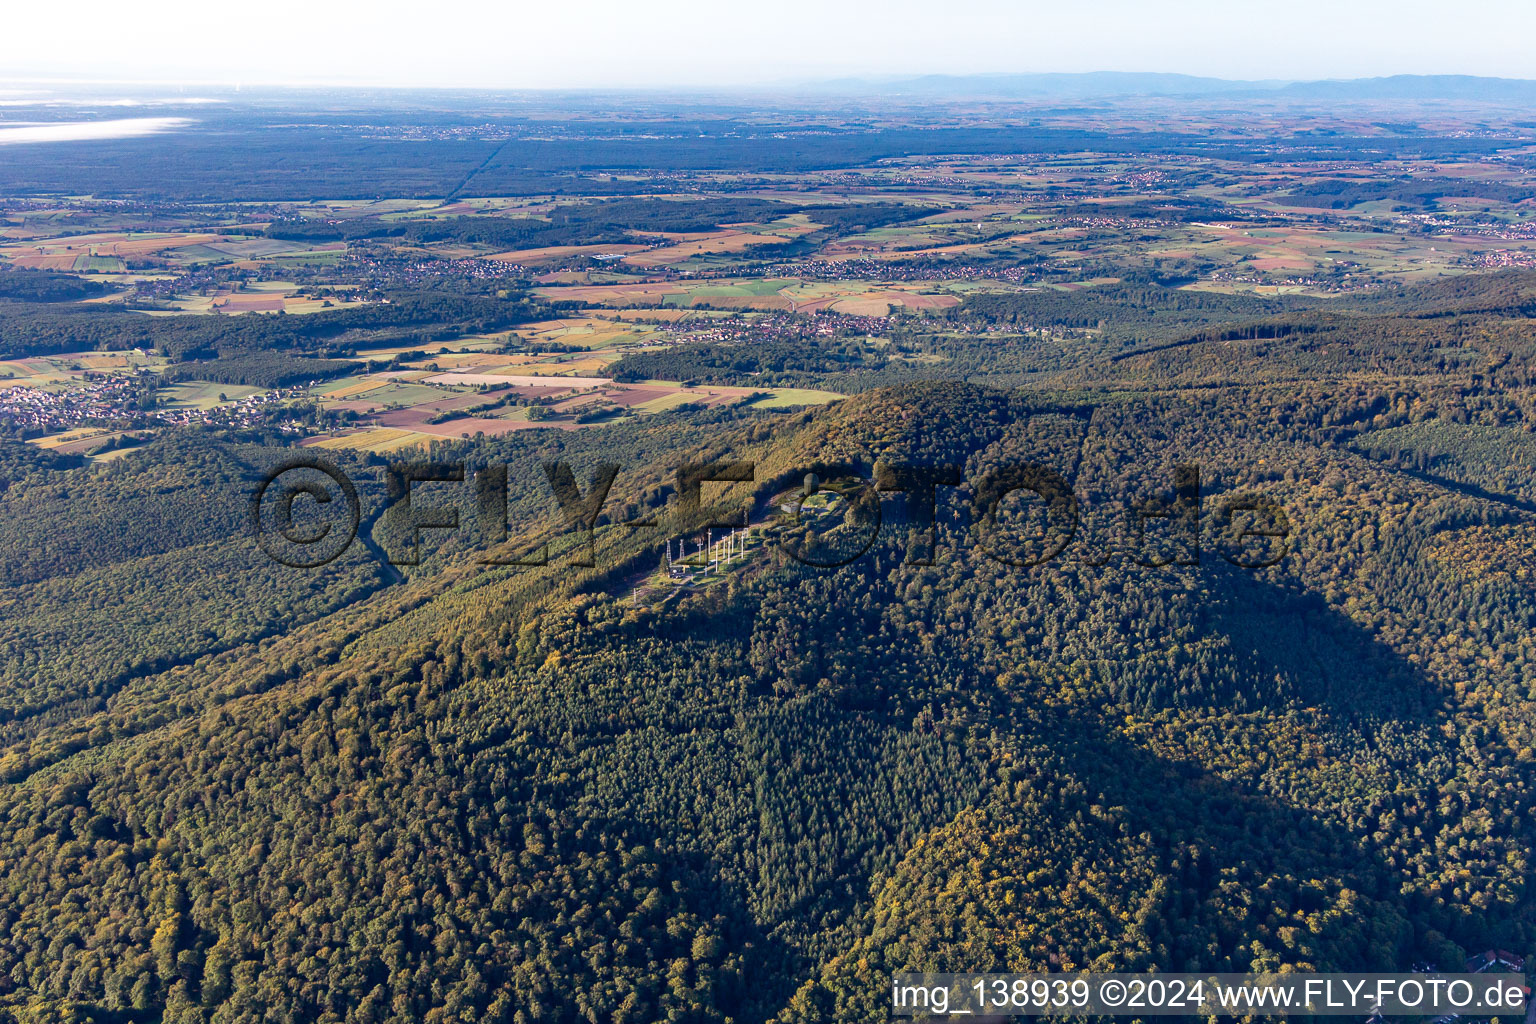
0, 267, 109, 303
0, 292, 548, 360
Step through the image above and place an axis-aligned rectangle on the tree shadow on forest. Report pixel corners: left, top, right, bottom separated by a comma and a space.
586, 544, 1490, 997
1019, 697, 1503, 969
589, 813, 807, 1022
1200, 565, 1444, 724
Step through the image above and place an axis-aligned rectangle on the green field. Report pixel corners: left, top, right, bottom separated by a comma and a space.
748, 388, 845, 408
159, 381, 265, 408
632, 391, 705, 414
72, 255, 125, 272
369, 382, 463, 405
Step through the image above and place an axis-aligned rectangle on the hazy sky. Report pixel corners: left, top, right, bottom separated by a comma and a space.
7, 0, 1536, 89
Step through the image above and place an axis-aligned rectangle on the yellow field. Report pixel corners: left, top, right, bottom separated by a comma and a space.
30, 427, 114, 449
306, 428, 435, 453
350, 335, 506, 358
516, 317, 662, 349
823, 232, 1041, 260
487, 243, 648, 264
534, 281, 687, 305
829, 296, 898, 315
76, 354, 134, 369
610, 308, 695, 321
324, 380, 390, 400
1, 232, 220, 264
622, 229, 803, 267
509, 357, 614, 376
632, 391, 703, 414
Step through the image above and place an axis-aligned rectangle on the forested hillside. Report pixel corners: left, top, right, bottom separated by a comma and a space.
0, 293, 548, 361
0, 370, 1530, 1023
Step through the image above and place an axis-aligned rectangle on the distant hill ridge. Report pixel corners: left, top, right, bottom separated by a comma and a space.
811, 71, 1536, 102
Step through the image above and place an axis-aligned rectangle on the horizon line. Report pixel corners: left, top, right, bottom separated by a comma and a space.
5, 70, 1536, 95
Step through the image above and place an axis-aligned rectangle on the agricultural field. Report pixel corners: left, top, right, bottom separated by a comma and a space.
514, 316, 667, 349
532, 276, 963, 313
744, 387, 845, 408
295, 356, 843, 451
0, 231, 222, 269
305, 427, 449, 452
144, 280, 367, 315
620, 219, 820, 267
26, 425, 121, 450
159, 381, 265, 409
17, 135, 1536, 464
